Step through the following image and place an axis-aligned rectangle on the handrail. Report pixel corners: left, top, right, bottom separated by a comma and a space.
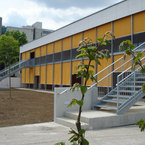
58, 42, 145, 95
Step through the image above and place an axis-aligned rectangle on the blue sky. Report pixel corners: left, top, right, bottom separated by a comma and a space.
0, 0, 122, 30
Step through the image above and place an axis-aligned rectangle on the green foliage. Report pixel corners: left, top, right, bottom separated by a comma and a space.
136, 119, 145, 132
0, 34, 19, 66
5, 30, 27, 46
55, 142, 65, 145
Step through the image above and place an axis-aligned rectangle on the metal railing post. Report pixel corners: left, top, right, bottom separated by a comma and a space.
117, 76, 119, 112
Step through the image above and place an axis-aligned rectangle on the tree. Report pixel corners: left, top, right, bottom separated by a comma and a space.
120, 40, 145, 132
5, 30, 28, 46
0, 34, 19, 98
56, 32, 114, 145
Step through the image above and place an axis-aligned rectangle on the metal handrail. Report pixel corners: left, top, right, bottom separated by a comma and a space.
58, 42, 145, 95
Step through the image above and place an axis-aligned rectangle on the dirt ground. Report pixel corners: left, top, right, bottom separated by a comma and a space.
0, 89, 54, 127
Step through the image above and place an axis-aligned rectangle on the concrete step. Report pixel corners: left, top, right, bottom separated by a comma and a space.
55, 117, 89, 130
94, 104, 117, 110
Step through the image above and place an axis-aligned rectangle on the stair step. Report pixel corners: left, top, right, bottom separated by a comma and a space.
102, 99, 124, 104
126, 81, 145, 84
120, 85, 142, 88
113, 90, 137, 93
94, 104, 117, 110
55, 117, 88, 130
108, 94, 131, 99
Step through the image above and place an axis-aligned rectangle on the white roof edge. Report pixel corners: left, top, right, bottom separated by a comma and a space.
20, 0, 145, 53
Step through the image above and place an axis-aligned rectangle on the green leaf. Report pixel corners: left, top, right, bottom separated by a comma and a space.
101, 42, 106, 45
142, 83, 145, 94
76, 100, 84, 107
78, 129, 86, 135
76, 53, 87, 59
137, 52, 142, 58
97, 38, 104, 42
82, 138, 89, 145
80, 86, 87, 95
55, 142, 65, 145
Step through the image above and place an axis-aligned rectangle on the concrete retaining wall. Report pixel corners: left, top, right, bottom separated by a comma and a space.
54, 87, 98, 121
0, 77, 21, 89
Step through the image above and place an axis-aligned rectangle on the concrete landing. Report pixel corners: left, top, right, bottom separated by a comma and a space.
55, 104, 145, 130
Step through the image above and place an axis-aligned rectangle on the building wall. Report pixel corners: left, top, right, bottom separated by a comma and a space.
20, 9, 145, 89
0, 17, 2, 36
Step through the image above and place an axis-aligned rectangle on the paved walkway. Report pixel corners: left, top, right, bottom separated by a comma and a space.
0, 122, 145, 145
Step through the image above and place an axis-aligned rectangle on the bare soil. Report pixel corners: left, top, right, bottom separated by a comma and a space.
0, 89, 54, 127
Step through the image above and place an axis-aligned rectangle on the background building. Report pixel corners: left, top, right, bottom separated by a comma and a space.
19, 0, 145, 90
6, 22, 53, 42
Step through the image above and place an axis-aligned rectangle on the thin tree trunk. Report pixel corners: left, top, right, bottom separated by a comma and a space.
9, 65, 12, 99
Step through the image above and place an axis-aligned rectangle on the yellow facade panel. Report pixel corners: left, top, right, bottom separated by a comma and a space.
41, 45, 47, 56
97, 23, 112, 38
63, 37, 71, 51
84, 28, 96, 43
22, 52, 26, 60
30, 68, 34, 84
40, 65, 46, 84
26, 51, 30, 60
47, 64, 53, 84
133, 11, 145, 33
72, 60, 82, 74
25, 68, 30, 83
54, 40, 62, 53
35, 47, 40, 58
47, 43, 54, 54
35, 66, 40, 76
97, 57, 112, 87
21, 69, 25, 83
54, 63, 61, 85
62, 62, 71, 85
114, 16, 131, 38
72, 33, 82, 48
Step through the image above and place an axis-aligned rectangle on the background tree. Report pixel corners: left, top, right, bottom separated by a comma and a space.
120, 40, 145, 132
5, 30, 28, 46
0, 34, 19, 98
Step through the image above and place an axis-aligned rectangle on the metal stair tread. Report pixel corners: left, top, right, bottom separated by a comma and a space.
120, 85, 142, 88
94, 104, 117, 110
113, 90, 137, 93
108, 94, 131, 99
102, 99, 124, 104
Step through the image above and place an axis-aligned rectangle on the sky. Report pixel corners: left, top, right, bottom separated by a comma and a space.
0, 0, 123, 30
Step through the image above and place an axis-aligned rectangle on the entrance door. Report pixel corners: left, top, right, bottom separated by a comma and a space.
34, 76, 40, 89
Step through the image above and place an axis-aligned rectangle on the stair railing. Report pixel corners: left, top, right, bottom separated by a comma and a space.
116, 56, 145, 111
59, 42, 145, 95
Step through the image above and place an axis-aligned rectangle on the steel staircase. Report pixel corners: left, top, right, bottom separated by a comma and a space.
60, 42, 145, 114
0, 60, 29, 81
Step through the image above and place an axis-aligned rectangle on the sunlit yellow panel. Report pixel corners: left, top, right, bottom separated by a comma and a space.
22, 52, 26, 60
114, 16, 131, 38
62, 62, 71, 85
47, 64, 53, 84
63, 37, 71, 51
35, 47, 40, 58
72, 33, 82, 48
47, 43, 54, 54
41, 45, 47, 56
30, 67, 34, 83
97, 23, 112, 39
84, 28, 96, 43
54, 63, 61, 85
40, 65, 46, 84
26, 51, 30, 59
21, 69, 25, 83
54, 40, 62, 53
133, 11, 145, 33
35, 66, 40, 76
25, 68, 30, 83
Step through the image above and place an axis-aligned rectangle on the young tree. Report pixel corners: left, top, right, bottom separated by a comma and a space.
5, 30, 28, 46
120, 40, 145, 132
0, 34, 19, 98
56, 32, 114, 145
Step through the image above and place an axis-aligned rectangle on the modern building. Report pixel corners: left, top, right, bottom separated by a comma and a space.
0, 17, 2, 36
20, 0, 145, 90
6, 22, 53, 42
